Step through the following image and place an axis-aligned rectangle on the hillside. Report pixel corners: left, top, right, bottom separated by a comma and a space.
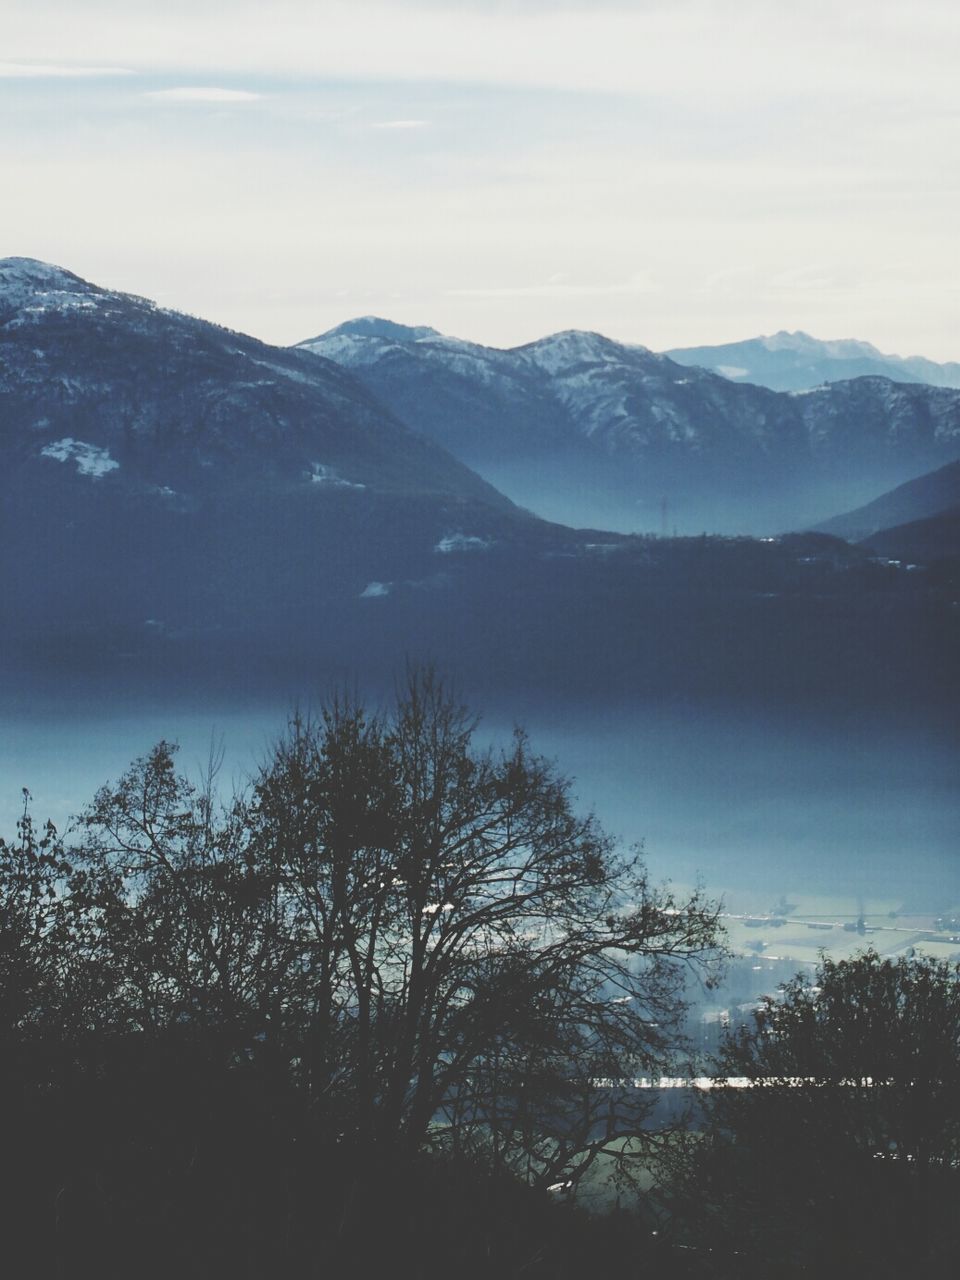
858, 509, 960, 563
814, 460, 960, 542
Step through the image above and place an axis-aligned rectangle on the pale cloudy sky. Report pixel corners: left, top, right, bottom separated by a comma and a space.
3, 0, 958, 356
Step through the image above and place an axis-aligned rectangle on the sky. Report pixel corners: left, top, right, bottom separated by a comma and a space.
2, 0, 958, 357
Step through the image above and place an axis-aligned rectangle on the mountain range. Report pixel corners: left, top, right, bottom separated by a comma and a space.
301, 319, 960, 535
667, 331, 960, 393
0, 259, 508, 506
0, 258, 553, 667
1, 259, 956, 712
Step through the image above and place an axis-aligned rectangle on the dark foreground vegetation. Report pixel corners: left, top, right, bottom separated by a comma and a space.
664, 950, 960, 1277
2, 672, 958, 1277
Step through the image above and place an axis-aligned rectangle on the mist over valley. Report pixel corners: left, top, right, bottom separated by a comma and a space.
303, 317, 960, 536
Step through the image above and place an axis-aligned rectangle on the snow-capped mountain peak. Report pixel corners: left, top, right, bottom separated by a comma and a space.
0, 257, 100, 309
0, 257, 90, 290
518, 329, 642, 374
315, 316, 442, 344
0, 256, 152, 332
759, 330, 884, 361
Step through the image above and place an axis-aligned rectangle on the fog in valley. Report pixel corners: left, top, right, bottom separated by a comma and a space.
472, 454, 905, 539
5, 686, 955, 917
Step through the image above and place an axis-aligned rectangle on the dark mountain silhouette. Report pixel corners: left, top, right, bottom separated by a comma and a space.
858, 508, 960, 563
814, 460, 960, 543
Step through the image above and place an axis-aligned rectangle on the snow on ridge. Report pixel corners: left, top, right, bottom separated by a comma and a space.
820, 337, 884, 360
0, 259, 167, 327
759, 331, 884, 361
523, 330, 622, 375
40, 437, 119, 477
420, 334, 481, 352
300, 333, 379, 363
0, 258, 88, 290
715, 364, 750, 379
434, 533, 493, 554
759, 330, 815, 354
0, 259, 103, 316
325, 317, 440, 342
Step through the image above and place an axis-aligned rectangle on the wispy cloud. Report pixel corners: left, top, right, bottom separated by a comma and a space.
0, 61, 133, 78
3, 2, 958, 359
144, 87, 262, 103
4, 2, 958, 104
769, 265, 840, 292
447, 272, 660, 300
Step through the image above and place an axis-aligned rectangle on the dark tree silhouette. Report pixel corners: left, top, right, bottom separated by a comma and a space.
0, 792, 71, 1068
661, 949, 960, 1276
247, 669, 723, 1184
0, 671, 725, 1276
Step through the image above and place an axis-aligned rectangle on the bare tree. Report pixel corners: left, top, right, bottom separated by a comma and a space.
250, 668, 723, 1187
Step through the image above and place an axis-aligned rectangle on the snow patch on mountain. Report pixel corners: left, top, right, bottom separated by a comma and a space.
435, 533, 493, 554
0, 257, 163, 334
40, 438, 119, 477
0, 258, 104, 319
0, 258, 90, 294
309, 464, 365, 489
300, 333, 393, 364
521, 331, 624, 375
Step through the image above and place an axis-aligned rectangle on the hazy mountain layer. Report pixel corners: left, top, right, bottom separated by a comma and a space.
301, 319, 960, 535
667, 330, 960, 393
815, 461, 960, 543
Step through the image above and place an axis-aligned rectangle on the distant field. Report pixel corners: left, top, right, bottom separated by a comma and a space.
713, 888, 960, 963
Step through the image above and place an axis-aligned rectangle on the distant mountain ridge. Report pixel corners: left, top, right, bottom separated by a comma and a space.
299, 319, 960, 534
666, 330, 960, 393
